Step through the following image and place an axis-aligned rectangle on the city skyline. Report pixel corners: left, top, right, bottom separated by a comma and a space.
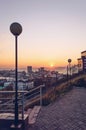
0, 0, 86, 69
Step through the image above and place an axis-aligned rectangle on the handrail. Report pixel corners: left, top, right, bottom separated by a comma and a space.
0, 90, 28, 93
0, 84, 44, 119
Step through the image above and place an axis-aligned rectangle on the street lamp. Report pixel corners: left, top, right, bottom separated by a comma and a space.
68, 59, 72, 85
10, 22, 22, 126
68, 59, 72, 76
67, 65, 68, 80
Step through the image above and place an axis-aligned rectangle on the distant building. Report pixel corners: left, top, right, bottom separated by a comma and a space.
38, 67, 45, 73
27, 66, 32, 73
81, 51, 86, 57
77, 58, 83, 72
78, 51, 86, 72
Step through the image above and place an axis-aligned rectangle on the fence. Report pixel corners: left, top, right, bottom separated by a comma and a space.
0, 84, 44, 119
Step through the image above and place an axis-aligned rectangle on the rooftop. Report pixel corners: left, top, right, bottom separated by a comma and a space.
81, 50, 86, 54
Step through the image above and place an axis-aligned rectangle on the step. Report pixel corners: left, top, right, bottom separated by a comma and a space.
29, 106, 41, 125
25, 108, 32, 115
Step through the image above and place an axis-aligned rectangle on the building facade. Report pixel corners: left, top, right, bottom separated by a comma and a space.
78, 51, 86, 72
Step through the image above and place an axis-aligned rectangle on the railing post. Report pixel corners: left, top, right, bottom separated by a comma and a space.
22, 91, 24, 120
40, 85, 42, 106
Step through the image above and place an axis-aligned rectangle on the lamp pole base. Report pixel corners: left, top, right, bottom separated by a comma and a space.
10, 123, 23, 130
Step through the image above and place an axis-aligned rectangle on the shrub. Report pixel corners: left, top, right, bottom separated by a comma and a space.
76, 78, 86, 87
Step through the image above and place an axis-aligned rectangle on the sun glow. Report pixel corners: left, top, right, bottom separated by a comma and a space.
50, 63, 54, 67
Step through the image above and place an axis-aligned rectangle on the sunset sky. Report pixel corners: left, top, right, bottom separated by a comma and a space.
0, 0, 86, 69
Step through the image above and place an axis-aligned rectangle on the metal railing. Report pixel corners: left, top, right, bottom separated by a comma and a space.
0, 84, 45, 119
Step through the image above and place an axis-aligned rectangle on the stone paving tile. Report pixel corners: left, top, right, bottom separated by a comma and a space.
29, 87, 86, 130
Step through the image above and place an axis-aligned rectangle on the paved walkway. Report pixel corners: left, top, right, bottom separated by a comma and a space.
29, 87, 86, 130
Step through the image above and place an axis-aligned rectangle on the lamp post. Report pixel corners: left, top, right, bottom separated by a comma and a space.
68, 59, 72, 76
10, 22, 22, 126
67, 65, 68, 80
68, 59, 72, 85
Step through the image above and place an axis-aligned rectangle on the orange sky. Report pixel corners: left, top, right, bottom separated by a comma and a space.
0, 56, 77, 69
0, 0, 86, 69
